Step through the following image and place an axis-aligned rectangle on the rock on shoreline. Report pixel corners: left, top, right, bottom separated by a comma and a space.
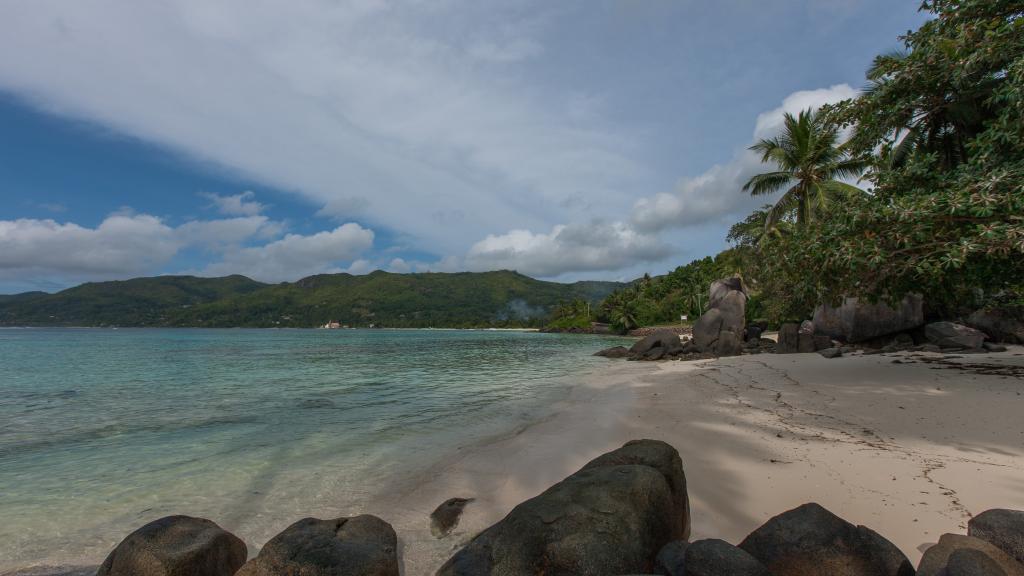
54, 440, 1024, 576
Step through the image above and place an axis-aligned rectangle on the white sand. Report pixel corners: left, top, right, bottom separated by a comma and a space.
381, 347, 1024, 575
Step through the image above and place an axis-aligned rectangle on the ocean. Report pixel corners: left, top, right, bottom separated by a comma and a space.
0, 328, 627, 571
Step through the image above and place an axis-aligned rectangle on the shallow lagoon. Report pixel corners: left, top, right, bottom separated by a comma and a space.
0, 328, 626, 570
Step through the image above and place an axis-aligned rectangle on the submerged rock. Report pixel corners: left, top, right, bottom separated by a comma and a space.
594, 346, 631, 358
97, 515, 246, 576
969, 509, 1024, 565
917, 534, 1024, 576
738, 503, 913, 576
430, 497, 474, 538
437, 439, 690, 576
236, 515, 398, 576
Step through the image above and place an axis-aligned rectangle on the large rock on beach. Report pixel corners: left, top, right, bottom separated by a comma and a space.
917, 534, 1024, 576
630, 331, 684, 358
946, 548, 1010, 576
967, 309, 1024, 344
437, 439, 690, 576
813, 295, 924, 343
235, 515, 398, 576
96, 515, 247, 576
654, 541, 689, 576
925, 322, 988, 349
776, 323, 800, 354
684, 539, 772, 576
969, 509, 1024, 565
738, 503, 914, 576
709, 277, 747, 308
693, 277, 748, 354
716, 329, 744, 357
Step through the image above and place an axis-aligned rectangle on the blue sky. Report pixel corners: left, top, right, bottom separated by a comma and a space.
0, 1, 927, 293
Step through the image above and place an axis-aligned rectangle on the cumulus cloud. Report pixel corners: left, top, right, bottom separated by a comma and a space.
0, 212, 370, 287
199, 223, 374, 282
631, 84, 859, 233
463, 221, 673, 279
202, 191, 266, 216
0, 1, 646, 255
0, 214, 179, 277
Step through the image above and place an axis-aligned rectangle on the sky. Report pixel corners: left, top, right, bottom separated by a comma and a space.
0, 0, 928, 293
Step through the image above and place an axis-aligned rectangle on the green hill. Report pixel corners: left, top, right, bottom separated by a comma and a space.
0, 271, 625, 328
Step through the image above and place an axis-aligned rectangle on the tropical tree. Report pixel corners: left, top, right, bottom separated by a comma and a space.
742, 108, 867, 229
758, 0, 1024, 318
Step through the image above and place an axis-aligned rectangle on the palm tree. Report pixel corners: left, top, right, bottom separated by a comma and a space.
743, 108, 867, 229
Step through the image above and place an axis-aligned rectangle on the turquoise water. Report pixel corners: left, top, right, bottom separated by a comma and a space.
0, 328, 626, 570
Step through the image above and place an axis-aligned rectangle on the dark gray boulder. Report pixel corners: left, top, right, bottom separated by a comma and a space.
709, 277, 747, 308
437, 439, 690, 576
683, 539, 772, 576
819, 347, 843, 359
738, 503, 914, 576
431, 497, 474, 538
926, 322, 988, 349
630, 332, 684, 357
693, 308, 725, 353
798, 332, 816, 353
967, 309, 1024, 344
746, 325, 763, 343
235, 515, 398, 576
969, 509, 1024, 565
776, 323, 800, 354
595, 346, 631, 358
946, 548, 1009, 576
917, 534, 1024, 576
716, 330, 744, 357
654, 540, 688, 576
813, 295, 924, 343
983, 342, 1009, 353
97, 515, 247, 576
693, 277, 748, 355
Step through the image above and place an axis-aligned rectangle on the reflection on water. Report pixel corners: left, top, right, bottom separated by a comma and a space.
0, 328, 627, 570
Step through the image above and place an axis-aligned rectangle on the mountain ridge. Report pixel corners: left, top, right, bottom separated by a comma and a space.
0, 270, 627, 328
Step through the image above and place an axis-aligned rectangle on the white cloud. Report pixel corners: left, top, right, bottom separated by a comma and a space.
387, 257, 411, 273
0, 214, 179, 277
201, 191, 266, 217
631, 84, 859, 233
200, 223, 374, 282
176, 216, 284, 249
463, 221, 673, 278
0, 212, 368, 286
0, 1, 645, 255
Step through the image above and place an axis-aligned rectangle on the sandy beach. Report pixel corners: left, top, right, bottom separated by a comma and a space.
381, 347, 1024, 575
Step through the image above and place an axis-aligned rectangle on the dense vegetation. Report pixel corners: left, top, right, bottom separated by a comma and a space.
563, 1, 1024, 333
0, 271, 623, 328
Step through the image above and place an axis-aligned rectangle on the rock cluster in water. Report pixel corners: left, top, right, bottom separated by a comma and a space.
90, 439, 1024, 576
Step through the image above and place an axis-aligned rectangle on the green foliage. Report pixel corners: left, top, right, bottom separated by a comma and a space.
547, 298, 593, 330
735, 1, 1024, 323
596, 253, 744, 332
743, 108, 868, 227
0, 271, 624, 328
